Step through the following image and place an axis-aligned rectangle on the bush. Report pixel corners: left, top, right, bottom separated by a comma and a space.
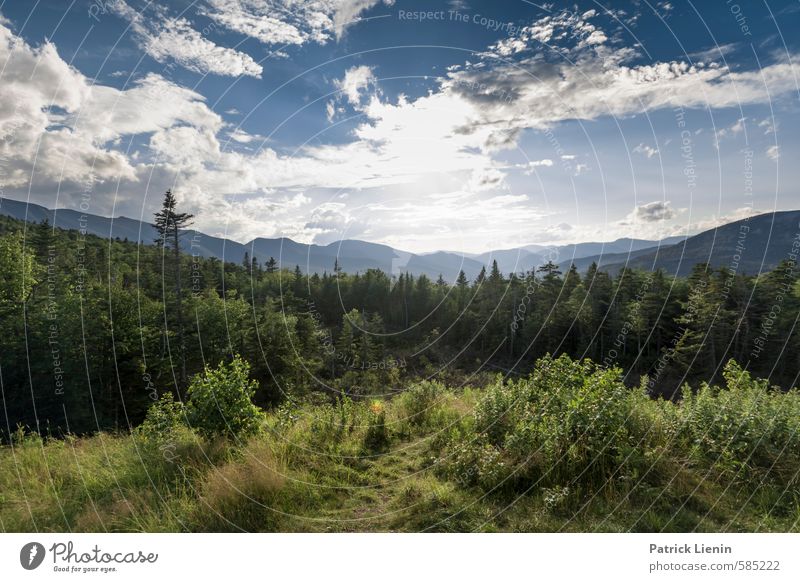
397, 380, 446, 429
680, 359, 800, 481
442, 354, 652, 492
440, 356, 800, 498
187, 356, 265, 440
137, 392, 185, 442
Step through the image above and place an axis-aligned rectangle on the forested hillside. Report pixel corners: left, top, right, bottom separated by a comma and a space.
1, 204, 798, 441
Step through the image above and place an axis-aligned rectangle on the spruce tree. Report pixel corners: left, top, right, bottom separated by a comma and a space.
153, 189, 194, 388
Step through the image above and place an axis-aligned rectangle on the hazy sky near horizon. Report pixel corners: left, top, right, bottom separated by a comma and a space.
0, 0, 798, 253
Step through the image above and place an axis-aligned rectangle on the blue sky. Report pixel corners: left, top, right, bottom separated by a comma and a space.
0, 0, 798, 253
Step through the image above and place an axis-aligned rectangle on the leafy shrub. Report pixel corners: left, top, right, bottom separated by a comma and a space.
474, 375, 531, 446
442, 354, 652, 492
397, 380, 446, 429
137, 392, 185, 442
680, 359, 800, 481
441, 356, 800, 498
187, 356, 265, 440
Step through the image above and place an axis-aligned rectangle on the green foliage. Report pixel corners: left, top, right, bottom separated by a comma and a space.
363, 401, 389, 452
443, 355, 652, 492
396, 380, 446, 430
441, 355, 800, 497
186, 356, 265, 440
3, 211, 800, 440
680, 360, 800, 480
0, 232, 40, 308
137, 392, 186, 442
3, 359, 800, 533
306, 396, 359, 448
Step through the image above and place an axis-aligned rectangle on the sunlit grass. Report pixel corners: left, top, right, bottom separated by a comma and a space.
2, 357, 799, 532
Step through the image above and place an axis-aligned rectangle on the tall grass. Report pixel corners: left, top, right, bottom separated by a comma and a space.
2, 355, 798, 532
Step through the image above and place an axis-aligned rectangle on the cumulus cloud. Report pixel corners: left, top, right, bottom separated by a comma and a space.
629, 201, 678, 223
203, 0, 394, 46
468, 166, 505, 191
0, 6, 796, 250
227, 128, 265, 144
0, 13, 483, 240
423, 10, 800, 153
767, 145, 780, 160
0, 20, 222, 193
110, 1, 262, 78
334, 65, 377, 106
633, 143, 659, 158
304, 201, 370, 244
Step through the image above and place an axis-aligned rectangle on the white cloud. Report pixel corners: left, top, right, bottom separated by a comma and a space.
758, 118, 776, 134
0, 20, 221, 192
332, 0, 395, 40
430, 11, 800, 154
633, 143, 659, 158
520, 159, 554, 174
506, 159, 554, 175
143, 18, 263, 78
582, 30, 607, 47
325, 100, 337, 122
682, 206, 762, 233
0, 7, 796, 251
227, 128, 264, 144
203, 0, 393, 46
468, 167, 505, 191
334, 65, 377, 106
305, 201, 368, 244
593, 201, 686, 241
767, 145, 780, 160
715, 117, 747, 145
110, 1, 263, 78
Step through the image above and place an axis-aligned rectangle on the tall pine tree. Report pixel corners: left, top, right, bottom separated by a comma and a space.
154, 189, 194, 388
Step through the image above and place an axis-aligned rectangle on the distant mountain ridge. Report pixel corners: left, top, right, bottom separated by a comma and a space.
0, 198, 484, 280
1, 197, 796, 279
595, 210, 800, 276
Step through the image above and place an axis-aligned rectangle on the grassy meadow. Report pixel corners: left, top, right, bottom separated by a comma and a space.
2, 355, 799, 533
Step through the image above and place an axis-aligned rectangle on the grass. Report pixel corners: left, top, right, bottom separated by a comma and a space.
2, 356, 799, 532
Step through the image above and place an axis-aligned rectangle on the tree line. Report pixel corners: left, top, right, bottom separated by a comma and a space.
1, 192, 798, 440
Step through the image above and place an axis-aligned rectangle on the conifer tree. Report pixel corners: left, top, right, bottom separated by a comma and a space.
154, 189, 194, 387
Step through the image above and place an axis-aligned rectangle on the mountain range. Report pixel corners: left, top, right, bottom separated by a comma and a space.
1, 197, 796, 280
581, 209, 799, 276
